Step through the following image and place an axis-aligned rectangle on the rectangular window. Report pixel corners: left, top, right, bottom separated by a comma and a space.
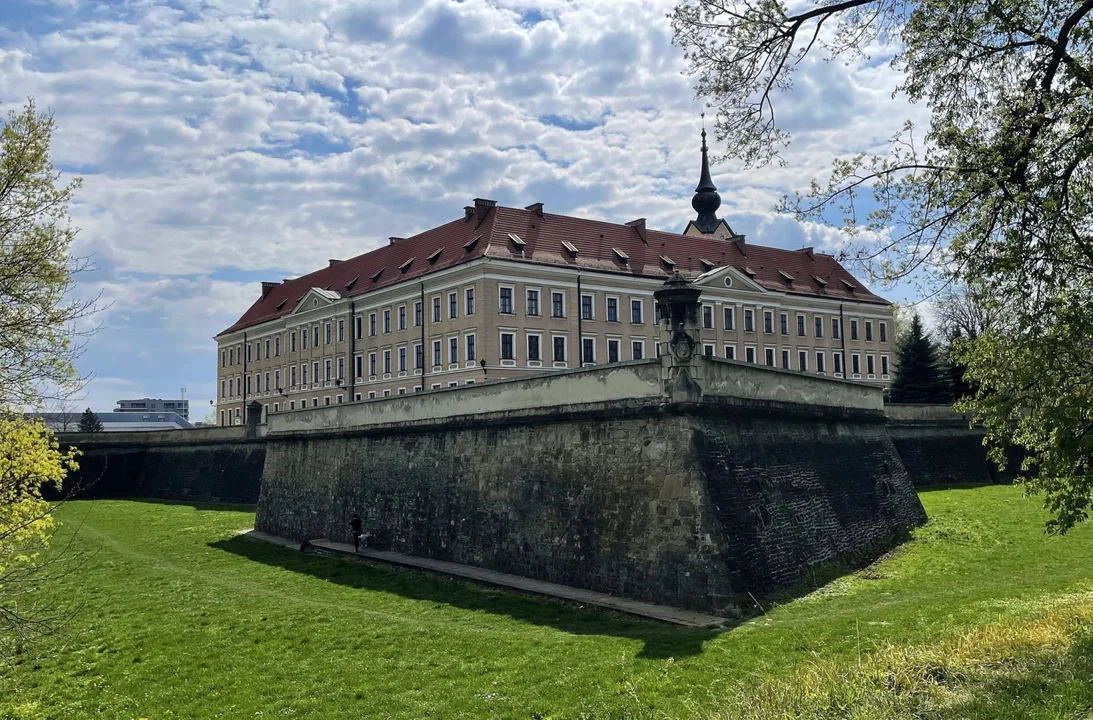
765, 348, 775, 366
835, 353, 843, 375
797, 314, 806, 337
744, 309, 755, 332
221, 350, 226, 368
703, 344, 714, 357
414, 301, 423, 327
724, 306, 735, 330
289, 332, 296, 354
290, 367, 295, 387
763, 310, 773, 334
867, 354, 876, 375
266, 339, 272, 357
866, 321, 874, 342
465, 287, 475, 315
816, 352, 826, 373
383, 310, 391, 334
368, 391, 375, 400
368, 352, 376, 377
325, 322, 332, 345
221, 379, 226, 398
780, 313, 788, 336
230, 347, 235, 365
324, 397, 330, 406
399, 347, 407, 372
246, 344, 252, 363
745, 346, 756, 363
607, 339, 619, 363
229, 378, 234, 396
832, 317, 841, 339
632, 341, 644, 360
337, 319, 344, 343
527, 289, 540, 316
301, 327, 308, 350
851, 320, 859, 340
607, 297, 618, 323
798, 350, 808, 371
383, 350, 391, 375
553, 336, 566, 362
852, 353, 861, 375
581, 294, 594, 320
415, 343, 423, 370
302, 364, 308, 385
815, 317, 823, 338
433, 340, 441, 367
704, 305, 714, 329
782, 349, 790, 370
880, 322, 888, 343
882, 355, 890, 376
274, 337, 280, 356
499, 287, 514, 314
337, 356, 344, 380
325, 359, 332, 382
449, 337, 458, 364
369, 313, 376, 336
444, 292, 455, 320
398, 306, 406, 331
552, 291, 565, 318
630, 299, 643, 323
528, 334, 542, 362
466, 334, 476, 362
354, 316, 362, 340
354, 355, 362, 379
724, 345, 735, 360
582, 337, 595, 364
501, 332, 515, 360
432, 296, 441, 322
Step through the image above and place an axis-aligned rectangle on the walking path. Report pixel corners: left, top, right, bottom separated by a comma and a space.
239, 529, 725, 628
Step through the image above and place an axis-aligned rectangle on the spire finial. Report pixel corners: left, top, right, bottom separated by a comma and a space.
691, 115, 721, 234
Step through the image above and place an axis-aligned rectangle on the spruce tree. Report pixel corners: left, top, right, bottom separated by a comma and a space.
78, 407, 103, 433
890, 313, 950, 404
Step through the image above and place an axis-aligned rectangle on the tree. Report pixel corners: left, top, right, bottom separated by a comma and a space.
77, 408, 102, 433
0, 99, 89, 651
890, 313, 950, 403
671, 0, 1093, 530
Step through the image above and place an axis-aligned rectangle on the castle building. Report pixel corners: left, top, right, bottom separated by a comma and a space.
214, 133, 894, 426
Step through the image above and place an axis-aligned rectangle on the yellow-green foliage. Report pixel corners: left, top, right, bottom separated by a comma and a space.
0, 414, 78, 577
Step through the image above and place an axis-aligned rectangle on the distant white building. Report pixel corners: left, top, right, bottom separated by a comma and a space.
115, 397, 190, 421
29, 411, 194, 432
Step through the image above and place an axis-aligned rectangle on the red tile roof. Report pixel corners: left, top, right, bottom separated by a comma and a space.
218, 203, 887, 336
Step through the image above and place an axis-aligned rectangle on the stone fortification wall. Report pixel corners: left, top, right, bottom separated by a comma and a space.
56, 428, 265, 504
256, 355, 924, 612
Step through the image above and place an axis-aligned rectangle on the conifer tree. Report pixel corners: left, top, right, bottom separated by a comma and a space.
77, 407, 102, 433
890, 314, 950, 404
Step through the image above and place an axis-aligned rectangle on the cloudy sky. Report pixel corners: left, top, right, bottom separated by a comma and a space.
0, 0, 916, 420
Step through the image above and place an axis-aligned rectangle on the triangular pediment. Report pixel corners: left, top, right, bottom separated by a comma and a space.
291, 287, 342, 315
694, 264, 767, 293
682, 218, 736, 239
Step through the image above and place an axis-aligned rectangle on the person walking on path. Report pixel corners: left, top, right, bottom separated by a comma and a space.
350, 514, 363, 552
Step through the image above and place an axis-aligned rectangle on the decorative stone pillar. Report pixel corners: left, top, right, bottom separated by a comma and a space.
654, 270, 704, 402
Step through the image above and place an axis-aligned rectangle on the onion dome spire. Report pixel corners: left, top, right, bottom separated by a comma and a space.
691, 119, 722, 234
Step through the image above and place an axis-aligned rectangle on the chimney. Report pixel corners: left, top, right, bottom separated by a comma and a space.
328, 258, 342, 267
282, 278, 292, 284
525, 202, 544, 217
464, 205, 476, 222
626, 218, 648, 244
388, 236, 406, 245
798, 246, 814, 259
261, 281, 279, 298
733, 234, 747, 252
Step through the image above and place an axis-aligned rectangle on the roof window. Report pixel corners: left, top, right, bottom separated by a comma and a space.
508, 232, 526, 247
399, 257, 415, 273
612, 247, 629, 263
660, 255, 676, 268
426, 248, 443, 263
561, 240, 578, 255
778, 270, 795, 282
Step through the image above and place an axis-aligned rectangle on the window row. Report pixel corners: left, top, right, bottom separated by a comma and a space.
698, 307, 888, 343
366, 287, 476, 337
498, 287, 647, 324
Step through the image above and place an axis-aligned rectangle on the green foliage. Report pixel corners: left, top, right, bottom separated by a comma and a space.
890, 313, 950, 403
3, 487, 1093, 717
0, 98, 90, 407
670, 0, 1093, 530
76, 408, 102, 433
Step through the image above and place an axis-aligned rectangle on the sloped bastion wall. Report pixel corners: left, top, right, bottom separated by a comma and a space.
255, 356, 926, 613
55, 427, 266, 504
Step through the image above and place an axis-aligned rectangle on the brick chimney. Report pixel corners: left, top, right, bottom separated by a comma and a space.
328, 259, 342, 267
626, 218, 648, 244
525, 202, 544, 217
261, 281, 279, 298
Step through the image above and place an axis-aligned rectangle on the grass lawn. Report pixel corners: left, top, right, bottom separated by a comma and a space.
2, 484, 1093, 719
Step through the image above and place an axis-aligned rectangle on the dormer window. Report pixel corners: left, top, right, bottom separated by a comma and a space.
561, 240, 578, 255
812, 275, 828, 286
399, 257, 415, 273
370, 268, 384, 283
426, 248, 443, 263
660, 255, 676, 269
778, 270, 795, 283
612, 247, 629, 263
743, 266, 756, 277
463, 235, 480, 251
841, 279, 857, 291
345, 276, 359, 290
700, 258, 715, 270
275, 299, 287, 311
508, 232, 526, 247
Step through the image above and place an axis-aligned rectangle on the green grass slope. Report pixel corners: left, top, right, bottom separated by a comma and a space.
2, 484, 1093, 719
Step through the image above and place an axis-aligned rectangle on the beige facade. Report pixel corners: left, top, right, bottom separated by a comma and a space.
215, 255, 893, 426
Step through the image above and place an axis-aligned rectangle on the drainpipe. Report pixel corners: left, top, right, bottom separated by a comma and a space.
420, 281, 427, 385
242, 331, 248, 414
349, 300, 356, 400
577, 274, 583, 366
839, 303, 847, 378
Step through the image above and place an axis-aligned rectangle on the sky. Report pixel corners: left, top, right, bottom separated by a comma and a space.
0, 0, 920, 421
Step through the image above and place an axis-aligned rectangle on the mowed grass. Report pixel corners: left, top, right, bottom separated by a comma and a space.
2, 485, 1093, 719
